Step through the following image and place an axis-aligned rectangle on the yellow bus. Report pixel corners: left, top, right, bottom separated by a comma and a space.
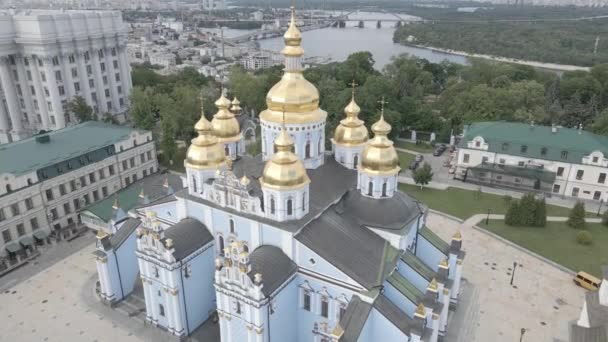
573, 272, 602, 291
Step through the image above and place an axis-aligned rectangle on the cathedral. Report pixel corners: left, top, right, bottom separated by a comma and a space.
93, 8, 465, 342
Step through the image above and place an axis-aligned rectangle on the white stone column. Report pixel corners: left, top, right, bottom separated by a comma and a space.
90, 48, 108, 117
0, 94, 10, 143
58, 53, 77, 123
171, 291, 183, 334
75, 50, 94, 105
117, 46, 132, 108
0, 58, 23, 134
29, 57, 50, 130
43, 57, 65, 128
14, 57, 35, 128
103, 49, 120, 113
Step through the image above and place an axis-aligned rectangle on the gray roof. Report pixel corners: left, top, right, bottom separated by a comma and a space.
295, 205, 400, 290
569, 289, 608, 342
570, 323, 607, 342
109, 217, 141, 249
247, 245, 297, 297
338, 296, 373, 342
164, 218, 213, 261
373, 294, 415, 336
0, 121, 145, 176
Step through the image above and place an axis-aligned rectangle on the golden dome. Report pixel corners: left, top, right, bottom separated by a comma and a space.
332, 86, 368, 146
282, 6, 304, 57
185, 97, 227, 170
260, 127, 310, 190
211, 90, 242, 142
230, 97, 242, 115
360, 105, 400, 175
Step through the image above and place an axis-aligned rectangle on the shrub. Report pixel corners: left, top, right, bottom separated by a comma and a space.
576, 231, 593, 245
504, 193, 546, 227
567, 202, 586, 229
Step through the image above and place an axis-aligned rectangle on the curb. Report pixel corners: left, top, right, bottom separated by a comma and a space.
428, 209, 464, 223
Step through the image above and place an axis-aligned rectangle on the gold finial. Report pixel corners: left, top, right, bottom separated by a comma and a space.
96, 229, 109, 239
439, 257, 449, 269
199, 89, 205, 113
414, 303, 426, 319
282, 3, 303, 57
240, 174, 250, 186
378, 96, 388, 118
139, 188, 145, 199
452, 230, 462, 242
427, 278, 438, 293
111, 197, 119, 210
165, 238, 174, 248
350, 79, 358, 100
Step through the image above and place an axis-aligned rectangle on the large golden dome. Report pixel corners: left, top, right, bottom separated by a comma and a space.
211, 91, 242, 142
185, 98, 227, 170
260, 7, 327, 125
360, 108, 400, 175
260, 127, 310, 190
332, 89, 368, 146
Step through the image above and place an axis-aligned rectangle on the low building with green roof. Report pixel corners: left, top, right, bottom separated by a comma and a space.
0, 121, 157, 258
456, 121, 608, 201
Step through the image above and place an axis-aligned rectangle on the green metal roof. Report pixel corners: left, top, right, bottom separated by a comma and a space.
419, 226, 450, 255
401, 250, 436, 281
387, 272, 423, 304
459, 121, 608, 165
0, 121, 143, 176
469, 163, 557, 183
85, 186, 142, 222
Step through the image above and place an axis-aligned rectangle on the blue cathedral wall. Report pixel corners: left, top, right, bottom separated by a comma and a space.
383, 281, 416, 318
114, 228, 140, 300
269, 278, 298, 342
396, 260, 431, 293
180, 242, 217, 334
369, 309, 408, 341
416, 236, 445, 273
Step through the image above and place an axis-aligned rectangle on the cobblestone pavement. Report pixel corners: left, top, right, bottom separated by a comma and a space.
427, 212, 584, 342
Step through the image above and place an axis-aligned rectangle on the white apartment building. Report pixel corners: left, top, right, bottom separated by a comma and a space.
241, 53, 272, 70
0, 121, 157, 260
456, 121, 608, 202
0, 10, 133, 143
201, 0, 225, 10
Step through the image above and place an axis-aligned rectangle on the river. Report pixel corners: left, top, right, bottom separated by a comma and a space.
257, 11, 469, 69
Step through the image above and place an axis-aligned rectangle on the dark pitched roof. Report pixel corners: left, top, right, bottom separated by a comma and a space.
247, 245, 297, 297
570, 323, 607, 342
569, 289, 608, 342
338, 296, 373, 342
585, 291, 608, 329
109, 218, 141, 249
373, 294, 415, 336
295, 206, 400, 290
164, 218, 213, 261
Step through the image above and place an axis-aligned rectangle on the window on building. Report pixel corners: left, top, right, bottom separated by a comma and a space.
80, 176, 87, 187
99, 169, 105, 180
463, 154, 470, 163
125, 177, 130, 186
45, 189, 54, 201
105, 89, 110, 97
321, 296, 329, 318
58, 85, 65, 96
561, 151, 568, 160
572, 187, 580, 197
12, 69, 18, 80
73, 198, 81, 210
55, 70, 62, 81
147, 151, 152, 161
111, 48, 117, 56
482, 156, 489, 164
557, 167, 565, 177
98, 49, 104, 58
109, 165, 115, 175
143, 169, 148, 177
89, 79, 94, 88
159, 304, 165, 317
576, 170, 584, 180
475, 141, 480, 147
117, 86, 122, 94
74, 82, 80, 92
593, 156, 599, 163
63, 202, 71, 214
30, 217, 39, 230
83, 194, 90, 205
16, 224, 25, 237
93, 190, 99, 202
69, 55, 75, 64
129, 157, 135, 168
24, 198, 34, 211
122, 160, 128, 171
16, 85, 22, 96
235, 301, 241, 315
540, 147, 548, 156
0, 208, 4, 222
103, 76, 108, 85
50, 208, 58, 220
115, 73, 120, 82
287, 199, 293, 215
71, 68, 77, 77
89, 172, 96, 184
218, 235, 225, 256
521, 145, 528, 153
84, 51, 90, 62
107, 101, 112, 110
26, 70, 32, 81
368, 181, 373, 196
2, 229, 12, 243
594, 191, 602, 200
518, 161, 525, 167
30, 85, 36, 95
113, 60, 119, 69
52, 56, 59, 66
599, 173, 607, 184
270, 197, 275, 214
100, 62, 105, 72
303, 291, 311, 311
102, 186, 108, 197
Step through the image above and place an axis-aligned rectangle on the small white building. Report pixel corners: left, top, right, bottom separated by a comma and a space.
456, 121, 608, 202
241, 53, 272, 71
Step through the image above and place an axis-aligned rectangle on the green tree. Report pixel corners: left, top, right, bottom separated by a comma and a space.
101, 112, 118, 124
413, 162, 433, 189
129, 87, 158, 130
505, 200, 518, 226
567, 201, 587, 229
534, 197, 547, 227
66, 95, 94, 123
159, 117, 177, 166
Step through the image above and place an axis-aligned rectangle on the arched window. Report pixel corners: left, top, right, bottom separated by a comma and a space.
305, 141, 311, 158
270, 197, 276, 214
218, 235, 225, 256
225, 145, 229, 156
302, 192, 306, 212
353, 155, 358, 169
318, 138, 323, 154
382, 182, 387, 197
6, 184, 12, 193
243, 244, 249, 253
133, 139, 137, 147
368, 181, 373, 196
159, 304, 165, 317
229, 219, 235, 234
287, 198, 293, 216
191, 176, 197, 193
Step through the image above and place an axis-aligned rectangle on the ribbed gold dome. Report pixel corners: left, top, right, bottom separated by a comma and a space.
360, 109, 400, 175
230, 97, 242, 115
260, 127, 310, 190
332, 89, 368, 146
185, 97, 227, 170
211, 90, 242, 143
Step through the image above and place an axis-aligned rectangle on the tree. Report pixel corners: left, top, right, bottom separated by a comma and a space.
567, 201, 586, 229
66, 95, 94, 123
534, 197, 547, 227
129, 87, 158, 130
576, 231, 592, 246
159, 117, 177, 166
504, 193, 546, 227
101, 112, 118, 125
413, 162, 433, 189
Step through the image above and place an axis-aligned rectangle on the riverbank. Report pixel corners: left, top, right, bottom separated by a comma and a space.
403, 43, 590, 72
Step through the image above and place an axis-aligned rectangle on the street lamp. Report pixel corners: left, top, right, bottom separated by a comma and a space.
519, 328, 526, 342
486, 208, 491, 225
597, 199, 604, 217
511, 261, 518, 286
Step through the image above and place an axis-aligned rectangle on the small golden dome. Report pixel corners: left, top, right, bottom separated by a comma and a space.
211, 90, 242, 142
185, 96, 227, 170
360, 104, 400, 175
230, 97, 242, 115
240, 174, 250, 186
332, 87, 368, 146
260, 127, 310, 190
282, 6, 304, 57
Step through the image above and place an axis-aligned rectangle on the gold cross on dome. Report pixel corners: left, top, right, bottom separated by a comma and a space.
350, 79, 358, 97
378, 96, 388, 113
199, 90, 205, 112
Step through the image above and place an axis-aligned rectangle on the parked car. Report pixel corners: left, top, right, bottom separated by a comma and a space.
433, 147, 445, 157
448, 166, 456, 174
415, 154, 423, 162
409, 160, 419, 170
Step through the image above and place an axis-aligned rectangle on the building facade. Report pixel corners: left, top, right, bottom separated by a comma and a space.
94, 8, 465, 342
0, 10, 132, 143
0, 121, 156, 261
456, 122, 608, 202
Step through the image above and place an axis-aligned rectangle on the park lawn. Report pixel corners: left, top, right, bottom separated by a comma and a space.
479, 220, 608, 277
398, 184, 574, 219
395, 140, 434, 153
398, 151, 416, 170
